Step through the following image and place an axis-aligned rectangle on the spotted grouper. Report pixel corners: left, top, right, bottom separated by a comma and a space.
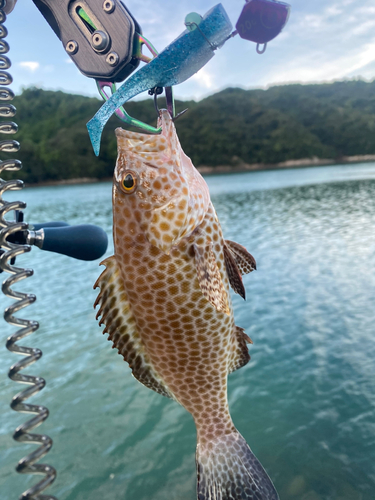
94, 109, 279, 500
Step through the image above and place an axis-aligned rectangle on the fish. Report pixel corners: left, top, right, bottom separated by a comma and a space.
94, 109, 279, 500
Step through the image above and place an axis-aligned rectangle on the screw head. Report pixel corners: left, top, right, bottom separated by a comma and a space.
103, 0, 115, 13
106, 51, 119, 66
66, 40, 78, 54
91, 30, 110, 52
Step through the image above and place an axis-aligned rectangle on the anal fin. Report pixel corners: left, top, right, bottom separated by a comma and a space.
94, 256, 174, 399
228, 326, 252, 374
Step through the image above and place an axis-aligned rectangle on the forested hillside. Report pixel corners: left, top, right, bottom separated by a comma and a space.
4, 79, 375, 183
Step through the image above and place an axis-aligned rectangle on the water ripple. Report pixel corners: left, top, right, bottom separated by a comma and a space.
1, 166, 375, 499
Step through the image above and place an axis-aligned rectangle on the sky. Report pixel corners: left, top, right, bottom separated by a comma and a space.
5, 0, 375, 102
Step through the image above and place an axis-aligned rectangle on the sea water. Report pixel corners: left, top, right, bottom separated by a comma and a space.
1, 163, 374, 500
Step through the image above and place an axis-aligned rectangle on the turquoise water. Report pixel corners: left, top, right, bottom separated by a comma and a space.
1, 163, 375, 500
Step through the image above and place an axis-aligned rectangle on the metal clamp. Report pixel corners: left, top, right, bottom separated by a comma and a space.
32, 0, 142, 81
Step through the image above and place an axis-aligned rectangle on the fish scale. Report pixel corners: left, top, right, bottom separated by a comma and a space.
94, 109, 278, 500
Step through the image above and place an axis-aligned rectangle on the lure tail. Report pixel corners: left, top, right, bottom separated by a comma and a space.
196, 430, 279, 500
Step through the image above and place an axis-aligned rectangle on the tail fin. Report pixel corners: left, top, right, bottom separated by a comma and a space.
196, 430, 279, 500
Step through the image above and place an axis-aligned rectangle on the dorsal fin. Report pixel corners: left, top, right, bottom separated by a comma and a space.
94, 256, 174, 399
223, 243, 246, 299
225, 239, 256, 275
194, 243, 230, 315
227, 326, 252, 374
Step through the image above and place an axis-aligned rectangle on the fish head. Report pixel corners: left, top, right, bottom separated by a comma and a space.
114, 109, 210, 253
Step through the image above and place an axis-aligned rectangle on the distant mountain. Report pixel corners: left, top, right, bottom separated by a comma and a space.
4, 80, 375, 183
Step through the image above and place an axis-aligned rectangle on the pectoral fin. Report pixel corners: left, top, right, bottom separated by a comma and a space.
94, 256, 174, 399
225, 239, 256, 275
194, 243, 230, 315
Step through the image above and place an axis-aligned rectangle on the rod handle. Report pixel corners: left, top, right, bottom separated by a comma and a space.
35, 224, 108, 261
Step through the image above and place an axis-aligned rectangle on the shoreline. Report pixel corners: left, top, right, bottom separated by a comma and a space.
25, 155, 375, 187
197, 154, 375, 175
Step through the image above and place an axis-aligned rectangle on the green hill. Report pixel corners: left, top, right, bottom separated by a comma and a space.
3, 80, 375, 183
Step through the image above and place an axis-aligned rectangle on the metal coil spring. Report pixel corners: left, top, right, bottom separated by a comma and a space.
0, 2, 57, 499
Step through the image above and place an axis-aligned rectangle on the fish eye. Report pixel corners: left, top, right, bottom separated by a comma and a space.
120, 171, 138, 194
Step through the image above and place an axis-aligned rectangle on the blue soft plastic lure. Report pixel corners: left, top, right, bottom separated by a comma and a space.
87, 4, 232, 156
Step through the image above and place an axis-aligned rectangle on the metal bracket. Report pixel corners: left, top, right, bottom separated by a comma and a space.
32, 0, 142, 81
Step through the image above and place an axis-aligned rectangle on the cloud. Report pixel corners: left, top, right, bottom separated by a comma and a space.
253, 0, 375, 87
19, 61, 40, 72
192, 68, 214, 89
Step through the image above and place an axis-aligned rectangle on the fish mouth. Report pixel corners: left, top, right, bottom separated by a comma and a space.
115, 128, 169, 156
115, 110, 179, 167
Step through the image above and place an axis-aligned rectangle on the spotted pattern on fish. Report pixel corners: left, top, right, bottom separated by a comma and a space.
94, 109, 279, 500
94, 256, 174, 399
197, 432, 278, 500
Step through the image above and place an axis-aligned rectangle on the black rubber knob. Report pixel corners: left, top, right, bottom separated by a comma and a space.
41, 224, 108, 261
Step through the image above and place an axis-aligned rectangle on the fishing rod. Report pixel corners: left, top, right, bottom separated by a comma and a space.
1, 1, 290, 498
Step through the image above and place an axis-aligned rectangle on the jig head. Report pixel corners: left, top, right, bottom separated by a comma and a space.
235, 0, 291, 54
